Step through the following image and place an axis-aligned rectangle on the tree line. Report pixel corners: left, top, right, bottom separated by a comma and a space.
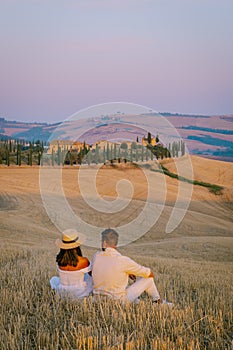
0, 134, 186, 166
144, 133, 185, 160
0, 139, 44, 166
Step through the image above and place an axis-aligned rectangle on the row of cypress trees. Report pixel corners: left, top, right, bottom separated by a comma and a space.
0, 136, 186, 166
0, 139, 44, 166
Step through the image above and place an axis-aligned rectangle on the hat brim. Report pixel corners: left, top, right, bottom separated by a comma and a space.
56, 238, 82, 250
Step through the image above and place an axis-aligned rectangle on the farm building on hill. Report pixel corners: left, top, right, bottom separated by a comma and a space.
47, 140, 88, 154
91, 140, 121, 150
142, 136, 157, 147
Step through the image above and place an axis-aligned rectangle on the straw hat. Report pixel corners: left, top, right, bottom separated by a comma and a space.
56, 229, 83, 250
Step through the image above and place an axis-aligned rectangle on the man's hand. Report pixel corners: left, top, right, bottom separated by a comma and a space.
129, 274, 136, 282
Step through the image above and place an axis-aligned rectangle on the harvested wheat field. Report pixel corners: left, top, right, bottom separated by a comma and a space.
0, 156, 233, 349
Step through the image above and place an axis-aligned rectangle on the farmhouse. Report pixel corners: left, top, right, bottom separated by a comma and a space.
47, 140, 88, 154
142, 136, 157, 147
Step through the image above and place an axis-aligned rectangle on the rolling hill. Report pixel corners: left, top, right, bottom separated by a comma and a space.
0, 112, 232, 161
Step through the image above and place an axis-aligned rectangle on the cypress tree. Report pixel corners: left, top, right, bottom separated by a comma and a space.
38, 151, 41, 165
103, 146, 106, 163
181, 140, 185, 156
87, 149, 92, 165
57, 145, 61, 166
40, 149, 44, 166
117, 147, 121, 163
110, 144, 113, 162
114, 143, 117, 160
150, 147, 154, 161
146, 146, 149, 161
172, 142, 175, 157
95, 144, 99, 164
17, 143, 21, 166
70, 151, 74, 166
52, 149, 54, 166
106, 143, 110, 160
28, 142, 33, 166
6, 147, 10, 166
135, 148, 138, 162
168, 143, 171, 156
175, 142, 179, 157
147, 132, 151, 144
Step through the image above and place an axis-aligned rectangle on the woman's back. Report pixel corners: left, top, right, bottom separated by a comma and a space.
59, 256, 89, 271
50, 232, 93, 298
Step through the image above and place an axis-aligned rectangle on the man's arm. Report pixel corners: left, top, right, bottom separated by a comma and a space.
129, 270, 154, 282
123, 256, 152, 278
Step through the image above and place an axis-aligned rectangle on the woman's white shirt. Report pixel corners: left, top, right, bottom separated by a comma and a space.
50, 265, 92, 298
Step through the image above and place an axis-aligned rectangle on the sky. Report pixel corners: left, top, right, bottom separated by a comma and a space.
0, 0, 233, 123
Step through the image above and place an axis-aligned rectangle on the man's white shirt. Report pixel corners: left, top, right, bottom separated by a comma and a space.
91, 247, 151, 299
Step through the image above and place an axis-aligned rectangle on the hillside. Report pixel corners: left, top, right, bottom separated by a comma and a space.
0, 113, 233, 161
0, 117, 58, 142
0, 156, 232, 262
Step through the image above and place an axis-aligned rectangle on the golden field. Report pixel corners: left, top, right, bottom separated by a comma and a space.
0, 156, 232, 349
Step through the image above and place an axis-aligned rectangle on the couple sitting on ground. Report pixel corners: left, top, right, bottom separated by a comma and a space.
50, 228, 173, 306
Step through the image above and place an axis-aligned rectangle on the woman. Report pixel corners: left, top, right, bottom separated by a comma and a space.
50, 229, 92, 299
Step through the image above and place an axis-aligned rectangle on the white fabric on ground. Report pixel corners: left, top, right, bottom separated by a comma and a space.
50, 265, 92, 299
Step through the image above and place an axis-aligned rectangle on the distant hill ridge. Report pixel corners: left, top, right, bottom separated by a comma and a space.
0, 113, 232, 161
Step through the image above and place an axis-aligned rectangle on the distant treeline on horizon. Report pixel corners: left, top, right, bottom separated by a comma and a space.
0, 135, 186, 167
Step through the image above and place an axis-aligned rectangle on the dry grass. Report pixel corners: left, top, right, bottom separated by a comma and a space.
1, 156, 233, 349
0, 247, 232, 350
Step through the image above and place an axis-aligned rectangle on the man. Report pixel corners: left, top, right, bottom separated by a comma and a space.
92, 228, 173, 305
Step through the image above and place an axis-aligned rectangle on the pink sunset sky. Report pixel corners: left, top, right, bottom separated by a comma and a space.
0, 0, 233, 123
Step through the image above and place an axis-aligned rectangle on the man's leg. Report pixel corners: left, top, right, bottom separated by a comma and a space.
126, 277, 160, 302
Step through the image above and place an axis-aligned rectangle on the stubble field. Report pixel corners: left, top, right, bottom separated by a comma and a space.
0, 156, 232, 349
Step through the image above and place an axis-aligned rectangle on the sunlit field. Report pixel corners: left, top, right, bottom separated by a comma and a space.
1, 158, 233, 349
0, 247, 232, 350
